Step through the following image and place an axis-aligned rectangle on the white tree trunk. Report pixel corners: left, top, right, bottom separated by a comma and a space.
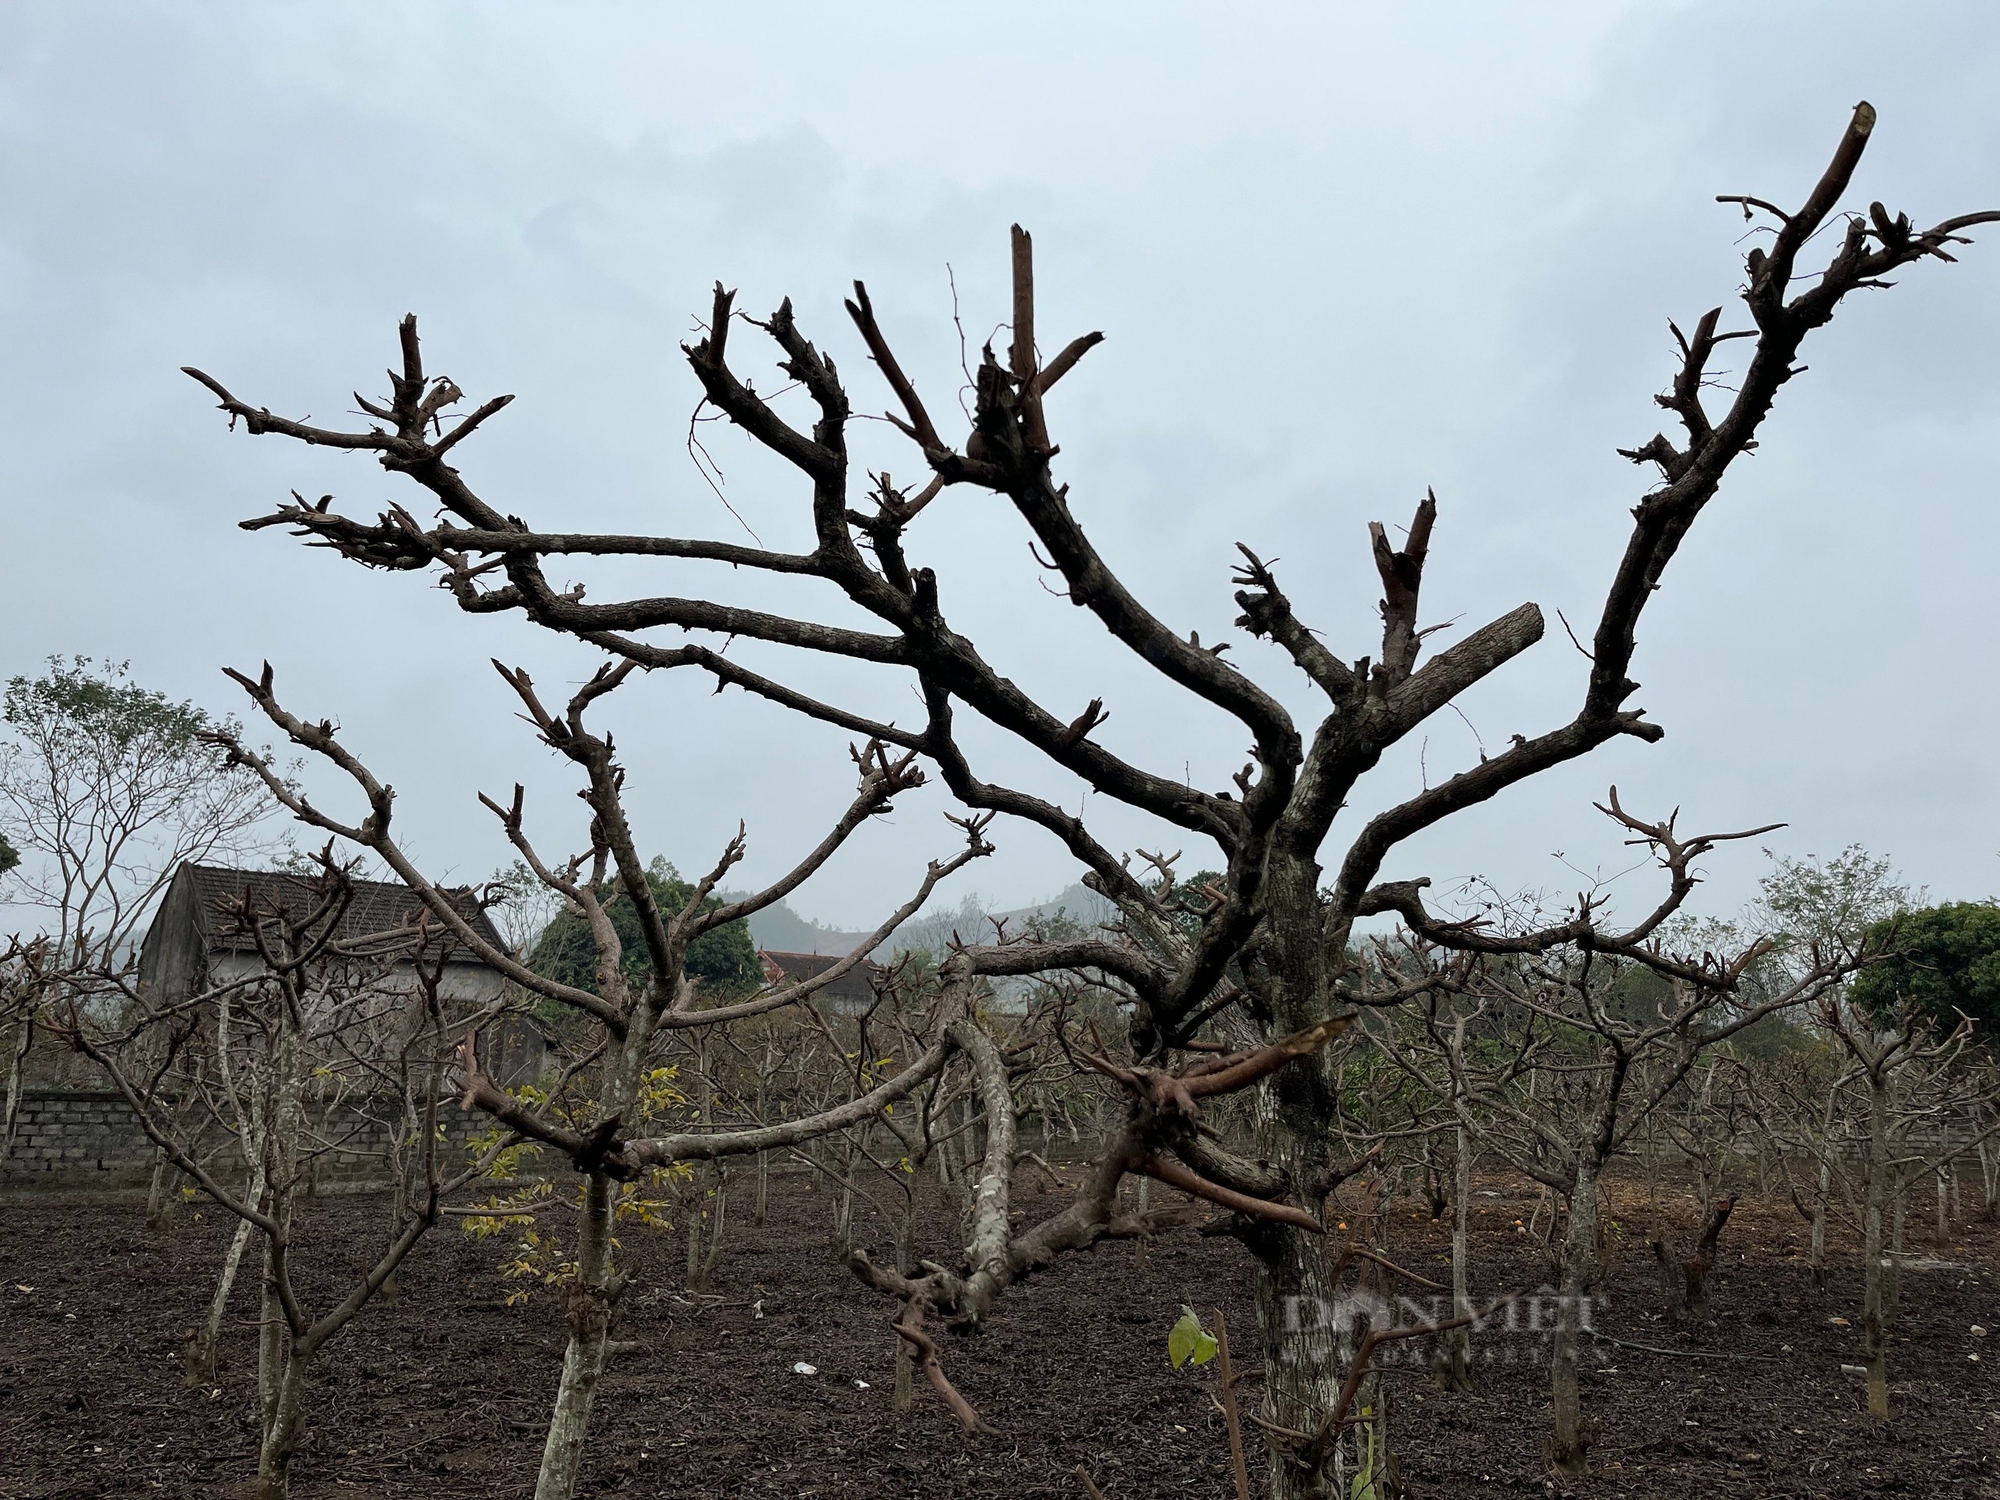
255, 1346, 309, 1500
187, 1162, 264, 1385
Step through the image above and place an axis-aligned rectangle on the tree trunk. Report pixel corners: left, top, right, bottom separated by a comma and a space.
1861, 1075, 1890, 1421
1886, 1170, 1907, 1322
1686, 1209, 1721, 1322
381, 1172, 409, 1305
1256, 1227, 1348, 1500
1650, 1235, 1687, 1326
752, 1072, 770, 1227
1440, 1124, 1473, 1390
892, 1190, 918, 1412
833, 1139, 856, 1257
685, 1169, 707, 1291
701, 1166, 729, 1288
145, 1144, 179, 1231
2, 1017, 33, 1160
1255, 863, 1363, 1500
1549, 1164, 1598, 1476
1353, 1181, 1398, 1499
534, 1170, 618, 1500
1664, 1196, 1734, 1324
255, 1217, 295, 1426
1810, 1146, 1832, 1292
255, 1345, 310, 1500
186, 1171, 262, 1386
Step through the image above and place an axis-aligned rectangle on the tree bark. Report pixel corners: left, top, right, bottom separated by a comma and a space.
534, 1170, 618, 1500
1256, 1228, 1347, 1500
254, 1346, 310, 1500
1861, 1074, 1891, 1421
145, 1144, 179, 1231
1549, 1163, 1599, 1475
1887, 1169, 1907, 1322
1441, 1114, 1474, 1389
1811, 1092, 1836, 1292
186, 1165, 263, 1386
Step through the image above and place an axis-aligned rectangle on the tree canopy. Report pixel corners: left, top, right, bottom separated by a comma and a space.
528, 857, 761, 998
1852, 901, 2000, 1040
0, 656, 278, 959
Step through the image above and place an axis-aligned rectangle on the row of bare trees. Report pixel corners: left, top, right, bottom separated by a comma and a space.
7, 715, 1998, 1495
5, 100, 1998, 1499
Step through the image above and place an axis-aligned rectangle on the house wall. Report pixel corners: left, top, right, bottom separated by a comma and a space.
134, 869, 204, 1000
0, 1089, 496, 1200
202, 953, 507, 1005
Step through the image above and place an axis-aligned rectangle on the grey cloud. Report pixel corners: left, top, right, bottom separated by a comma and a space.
3, 1, 1998, 939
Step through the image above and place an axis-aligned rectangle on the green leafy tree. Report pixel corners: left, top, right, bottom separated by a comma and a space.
0, 831, 17, 877
0, 656, 280, 963
529, 857, 760, 998
1852, 901, 2000, 1039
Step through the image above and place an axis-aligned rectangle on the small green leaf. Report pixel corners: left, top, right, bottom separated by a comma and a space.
1168, 1306, 1219, 1369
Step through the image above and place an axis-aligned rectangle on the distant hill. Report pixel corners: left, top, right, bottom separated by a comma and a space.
742, 901, 873, 956
736, 882, 1117, 959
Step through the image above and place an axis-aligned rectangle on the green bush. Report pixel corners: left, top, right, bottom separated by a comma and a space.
528, 858, 760, 1002
1852, 901, 2000, 1040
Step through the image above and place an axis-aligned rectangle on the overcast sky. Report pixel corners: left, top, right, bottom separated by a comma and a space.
4, 2, 1999, 937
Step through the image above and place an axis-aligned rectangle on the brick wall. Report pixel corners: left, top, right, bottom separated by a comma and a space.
0, 1089, 492, 1199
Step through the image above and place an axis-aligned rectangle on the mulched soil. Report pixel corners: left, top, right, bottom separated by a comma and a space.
0, 1169, 1995, 1499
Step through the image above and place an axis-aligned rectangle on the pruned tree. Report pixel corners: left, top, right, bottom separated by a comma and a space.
1741, 1043, 1855, 1288
178, 104, 1996, 1496
25, 856, 500, 1500
202, 660, 991, 1500
1815, 993, 2000, 1420
1369, 799, 1857, 1472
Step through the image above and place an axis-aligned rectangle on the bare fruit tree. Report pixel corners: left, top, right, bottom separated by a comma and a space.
181, 104, 1995, 1496
1367, 800, 1857, 1472
1814, 996, 2000, 1419
204, 661, 991, 1500
25, 857, 500, 1500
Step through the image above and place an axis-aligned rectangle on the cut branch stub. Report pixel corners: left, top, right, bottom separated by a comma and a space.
1180, 1014, 1353, 1098
1371, 490, 1437, 684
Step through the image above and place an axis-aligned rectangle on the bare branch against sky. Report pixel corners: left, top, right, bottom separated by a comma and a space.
2, 2, 1997, 932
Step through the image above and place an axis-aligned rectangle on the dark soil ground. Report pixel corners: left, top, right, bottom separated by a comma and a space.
1, 1168, 1995, 1499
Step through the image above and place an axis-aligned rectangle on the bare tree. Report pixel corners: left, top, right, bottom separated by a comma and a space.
178, 104, 1997, 1495
0, 658, 280, 966
201, 660, 991, 1500
1, 659, 286, 1161
1816, 995, 2000, 1419
25, 857, 500, 1500
1369, 797, 1859, 1472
